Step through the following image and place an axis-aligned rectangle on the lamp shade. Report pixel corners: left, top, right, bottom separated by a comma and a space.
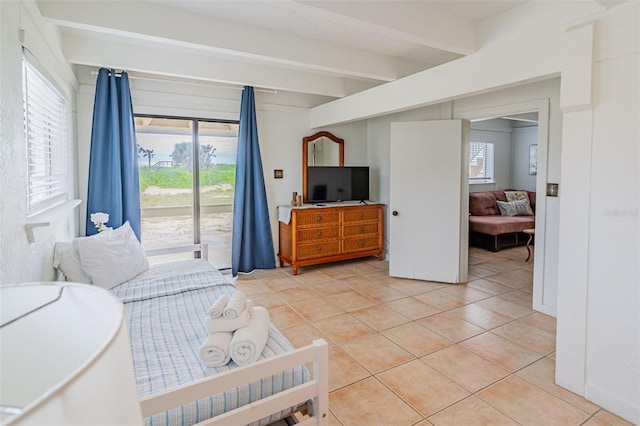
0, 283, 143, 425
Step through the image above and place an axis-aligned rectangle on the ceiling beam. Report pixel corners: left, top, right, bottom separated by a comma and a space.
290, 1, 478, 55
62, 33, 354, 98
37, 0, 409, 82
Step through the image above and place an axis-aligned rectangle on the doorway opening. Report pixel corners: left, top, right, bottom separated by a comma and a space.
457, 99, 554, 316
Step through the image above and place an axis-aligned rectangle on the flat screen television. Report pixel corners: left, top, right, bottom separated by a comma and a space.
307, 166, 369, 203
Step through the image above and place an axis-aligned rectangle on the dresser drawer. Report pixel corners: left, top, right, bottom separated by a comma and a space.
295, 211, 340, 227
343, 208, 379, 223
297, 241, 341, 259
297, 226, 340, 243
343, 223, 378, 237
343, 236, 380, 252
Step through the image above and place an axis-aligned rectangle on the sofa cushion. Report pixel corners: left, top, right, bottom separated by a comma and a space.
505, 191, 529, 202
469, 215, 535, 235
469, 192, 500, 216
496, 199, 535, 216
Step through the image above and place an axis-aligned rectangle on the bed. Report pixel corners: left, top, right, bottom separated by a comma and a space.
54, 233, 328, 426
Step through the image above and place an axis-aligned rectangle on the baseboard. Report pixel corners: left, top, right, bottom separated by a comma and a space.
586, 383, 639, 425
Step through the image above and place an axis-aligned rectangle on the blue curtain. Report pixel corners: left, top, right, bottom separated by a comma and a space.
232, 87, 275, 276
86, 68, 141, 239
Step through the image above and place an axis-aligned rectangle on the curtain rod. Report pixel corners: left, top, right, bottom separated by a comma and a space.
89, 70, 277, 94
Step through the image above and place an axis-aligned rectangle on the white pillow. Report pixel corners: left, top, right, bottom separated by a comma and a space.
53, 242, 92, 283
75, 221, 149, 290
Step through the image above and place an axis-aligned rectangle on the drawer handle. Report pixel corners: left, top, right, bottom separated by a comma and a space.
359, 212, 365, 218
359, 240, 365, 246
317, 216, 322, 222
317, 246, 322, 252
359, 226, 365, 233
317, 231, 322, 237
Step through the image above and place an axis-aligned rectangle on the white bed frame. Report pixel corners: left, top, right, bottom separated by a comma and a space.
140, 245, 330, 426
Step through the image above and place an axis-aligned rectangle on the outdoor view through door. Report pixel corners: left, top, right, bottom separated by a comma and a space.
134, 116, 239, 269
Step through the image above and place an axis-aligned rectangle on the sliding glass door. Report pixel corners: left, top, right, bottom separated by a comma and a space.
134, 116, 239, 269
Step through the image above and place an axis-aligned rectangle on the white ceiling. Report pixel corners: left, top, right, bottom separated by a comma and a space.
37, 0, 618, 104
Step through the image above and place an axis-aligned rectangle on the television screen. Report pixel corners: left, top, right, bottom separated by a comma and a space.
307, 166, 369, 203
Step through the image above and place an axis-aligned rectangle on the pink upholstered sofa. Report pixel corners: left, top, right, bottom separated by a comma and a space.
469, 190, 536, 251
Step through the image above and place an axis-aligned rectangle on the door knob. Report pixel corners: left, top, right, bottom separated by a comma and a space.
392, 211, 399, 216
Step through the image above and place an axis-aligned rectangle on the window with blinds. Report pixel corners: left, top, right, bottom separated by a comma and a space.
23, 55, 68, 214
469, 141, 495, 183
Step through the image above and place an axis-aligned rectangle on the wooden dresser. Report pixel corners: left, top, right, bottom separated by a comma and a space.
278, 203, 384, 274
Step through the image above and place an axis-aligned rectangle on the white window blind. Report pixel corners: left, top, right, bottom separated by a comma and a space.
23, 54, 68, 214
469, 141, 494, 183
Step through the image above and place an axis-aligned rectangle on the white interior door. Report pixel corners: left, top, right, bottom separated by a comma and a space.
389, 120, 469, 283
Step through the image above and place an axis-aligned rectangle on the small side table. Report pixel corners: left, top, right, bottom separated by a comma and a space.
523, 228, 535, 262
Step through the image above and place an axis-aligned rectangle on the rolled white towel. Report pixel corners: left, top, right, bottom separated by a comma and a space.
207, 294, 231, 319
205, 300, 253, 333
198, 332, 233, 367
223, 290, 248, 319
229, 306, 270, 366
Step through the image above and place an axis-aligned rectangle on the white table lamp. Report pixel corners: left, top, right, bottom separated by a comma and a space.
0, 283, 143, 425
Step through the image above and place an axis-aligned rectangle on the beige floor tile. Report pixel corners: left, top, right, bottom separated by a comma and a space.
414, 290, 468, 310
594, 409, 637, 425
448, 304, 512, 329
475, 295, 534, 319
583, 417, 611, 426
269, 305, 308, 330
289, 297, 344, 322
280, 323, 331, 349
357, 285, 407, 303
328, 410, 343, 426
440, 285, 494, 303
468, 263, 502, 278
307, 280, 353, 297
341, 333, 414, 374
329, 377, 422, 426
492, 321, 556, 354
422, 345, 509, 392
338, 273, 380, 290
260, 275, 303, 291
328, 345, 370, 392
418, 312, 485, 342
485, 270, 533, 289
383, 296, 443, 320
478, 376, 591, 425
291, 270, 335, 285
251, 268, 289, 279
497, 289, 533, 307
428, 396, 519, 426
326, 290, 377, 312
313, 313, 375, 343
460, 332, 543, 372
233, 281, 271, 297
466, 278, 513, 295
518, 311, 557, 334
386, 278, 447, 296
350, 304, 410, 331
381, 322, 452, 356
276, 286, 318, 304
516, 357, 599, 414
317, 264, 361, 280
376, 359, 470, 416
250, 293, 287, 310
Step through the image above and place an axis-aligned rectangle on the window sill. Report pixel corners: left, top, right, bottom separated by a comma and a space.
25, 199, 82, 243
469, 180, 495, 185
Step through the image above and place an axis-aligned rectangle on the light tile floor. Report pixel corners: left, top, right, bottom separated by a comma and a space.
232, 246, 634, 426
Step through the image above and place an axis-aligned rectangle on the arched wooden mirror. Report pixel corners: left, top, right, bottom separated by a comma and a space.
302, 131, 344, 203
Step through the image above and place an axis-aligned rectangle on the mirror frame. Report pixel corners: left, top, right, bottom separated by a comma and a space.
302, 131, 345, 203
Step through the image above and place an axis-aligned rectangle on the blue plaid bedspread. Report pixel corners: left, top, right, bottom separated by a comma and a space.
111, 260, 309, 426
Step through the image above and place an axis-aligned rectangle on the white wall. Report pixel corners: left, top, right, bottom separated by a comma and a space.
0, 0, 78, 284
76, 78, 368, 264
511, 126, 538, 191
555, 4, 639, 422
469, 118, 513, 192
